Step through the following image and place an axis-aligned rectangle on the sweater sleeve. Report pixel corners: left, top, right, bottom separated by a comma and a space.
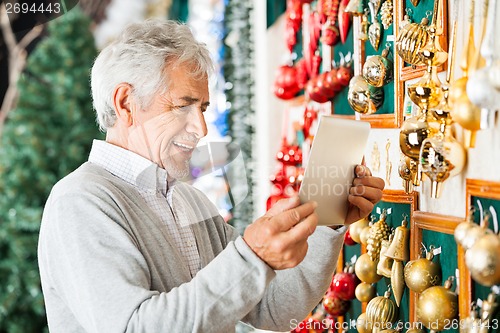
241, 226, 346, 331
38, 190, 277, 333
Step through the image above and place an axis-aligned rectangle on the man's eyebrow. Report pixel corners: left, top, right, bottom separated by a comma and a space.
179, 96, 210, 107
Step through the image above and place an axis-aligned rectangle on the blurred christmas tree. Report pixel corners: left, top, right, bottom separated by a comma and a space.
0, 7, 101, 332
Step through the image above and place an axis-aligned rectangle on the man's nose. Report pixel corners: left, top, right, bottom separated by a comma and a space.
186, 108, 208, 138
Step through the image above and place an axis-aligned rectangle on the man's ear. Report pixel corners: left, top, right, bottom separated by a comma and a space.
112, 83, 135, 127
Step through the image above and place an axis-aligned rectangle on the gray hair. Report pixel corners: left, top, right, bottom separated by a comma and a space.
91, 20, 214, 131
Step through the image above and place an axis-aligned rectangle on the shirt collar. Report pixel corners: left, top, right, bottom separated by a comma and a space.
88, 140, 170, 194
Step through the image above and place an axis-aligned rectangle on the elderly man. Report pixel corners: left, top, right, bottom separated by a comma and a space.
38, 20, 384, 332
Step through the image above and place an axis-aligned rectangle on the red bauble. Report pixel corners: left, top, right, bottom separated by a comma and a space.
321, 20, 340, 46
338, 0, 351, 44
306, 78, 329, 103
336, 65, 352, 87
276, 143, 303, 165
344, 228, 356, 246
303, 107, 317, 138
274, 65, 301, 100
330, 266, 360, 300
322, 291, 350, 316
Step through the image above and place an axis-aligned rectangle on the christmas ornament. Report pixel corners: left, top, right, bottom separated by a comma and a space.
411, 0, 420, 5
395, 15, 430, 66
454, 209, 476, 246
359, 10, 370, 41
302, 106, 317, 139
366, 289, 398, 333
322, 18, 341, 46
419, 135, 453, 198
380, 0, 393, 30
480, 292, 499, 322
467, 0, 500, 112
276, 139, 303, 165
462, 304, 482, 333
307, 76, 332, 103
322, 291, 351, 316
355, 253, 382, 283
274, 64, 301, 100
344, 229, 357, 246
398, 156, 414, 194
404, 247, 442, 293
362, 46, 393, 87
368, 1, 382, 50
385, 216, 409, 306
336, 52, 354, 86
417, 277, 458, 331
449, 0, 482, 148
355, 282, 377, 302
347, 75, 385, 114
458, 214, 492, 251
360, 216, 375, 245
331, 264, 360, 300
338, 0, 352, 43
345, 0, 364, 15
377, 238, 394, 278
366, 210, 391, 261
399, 109, 440, 168
357, 312, 373, 333
465, 226, 500, 286
349, 217, 369, 244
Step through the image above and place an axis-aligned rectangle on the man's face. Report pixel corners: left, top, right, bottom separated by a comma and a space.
128, 63, 209, 179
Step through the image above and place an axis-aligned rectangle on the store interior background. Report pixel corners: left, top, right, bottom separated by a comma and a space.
0, 0, 499, 332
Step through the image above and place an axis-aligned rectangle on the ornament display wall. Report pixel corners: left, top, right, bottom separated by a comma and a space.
337, 189, 418, 332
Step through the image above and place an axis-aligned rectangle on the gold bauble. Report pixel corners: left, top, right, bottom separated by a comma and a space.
416, 278, 458, 331
360, 225, 372, 245
357, 312, 373, 333
366, 290, 398, 333
461, 224, 492, 251
362, 50, 393, 87
355, 253, 383, 283
399, 112, 440, 160
407, 68, 444, 110
465, 233, 500, 286
350, 218, 369, 244
448, 77, 467, 106
454, 214, 477, 246
404, 251, 442, 293
355, 282, 377, 302
347, 75, 385, 114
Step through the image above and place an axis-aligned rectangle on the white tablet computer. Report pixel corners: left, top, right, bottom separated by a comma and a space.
299, 116, 370, 226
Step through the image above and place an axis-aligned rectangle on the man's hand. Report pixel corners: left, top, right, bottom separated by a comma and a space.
243, 196, 318, 270
345, 165, 385, 225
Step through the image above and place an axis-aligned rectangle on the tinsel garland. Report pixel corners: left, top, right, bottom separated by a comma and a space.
223, 0, 255, 236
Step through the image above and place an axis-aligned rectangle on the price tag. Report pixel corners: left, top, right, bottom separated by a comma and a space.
433, 247, 442, 255
455, 268, 460, 294
492, 285, 500, 294
477, 298, 483, 307
350, 255, 357, 264
386, 35, 395, 42
387, 208, 392, 214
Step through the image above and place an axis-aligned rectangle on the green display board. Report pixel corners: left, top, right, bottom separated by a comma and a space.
342, 197, 414, 333
420, 230, 459, 333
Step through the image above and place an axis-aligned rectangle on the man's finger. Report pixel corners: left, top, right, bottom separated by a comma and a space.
273, 200, 318, 230
286, 212, 318, 243
348, 195, 374, 215
265, 196, 301, 217
353, 176, 385, 190
355, 165, 372, 177
350, 186, 383, 203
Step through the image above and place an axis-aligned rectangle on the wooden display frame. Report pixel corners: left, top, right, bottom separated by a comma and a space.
409, 211, 464, 323
463, 179, 500, 318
